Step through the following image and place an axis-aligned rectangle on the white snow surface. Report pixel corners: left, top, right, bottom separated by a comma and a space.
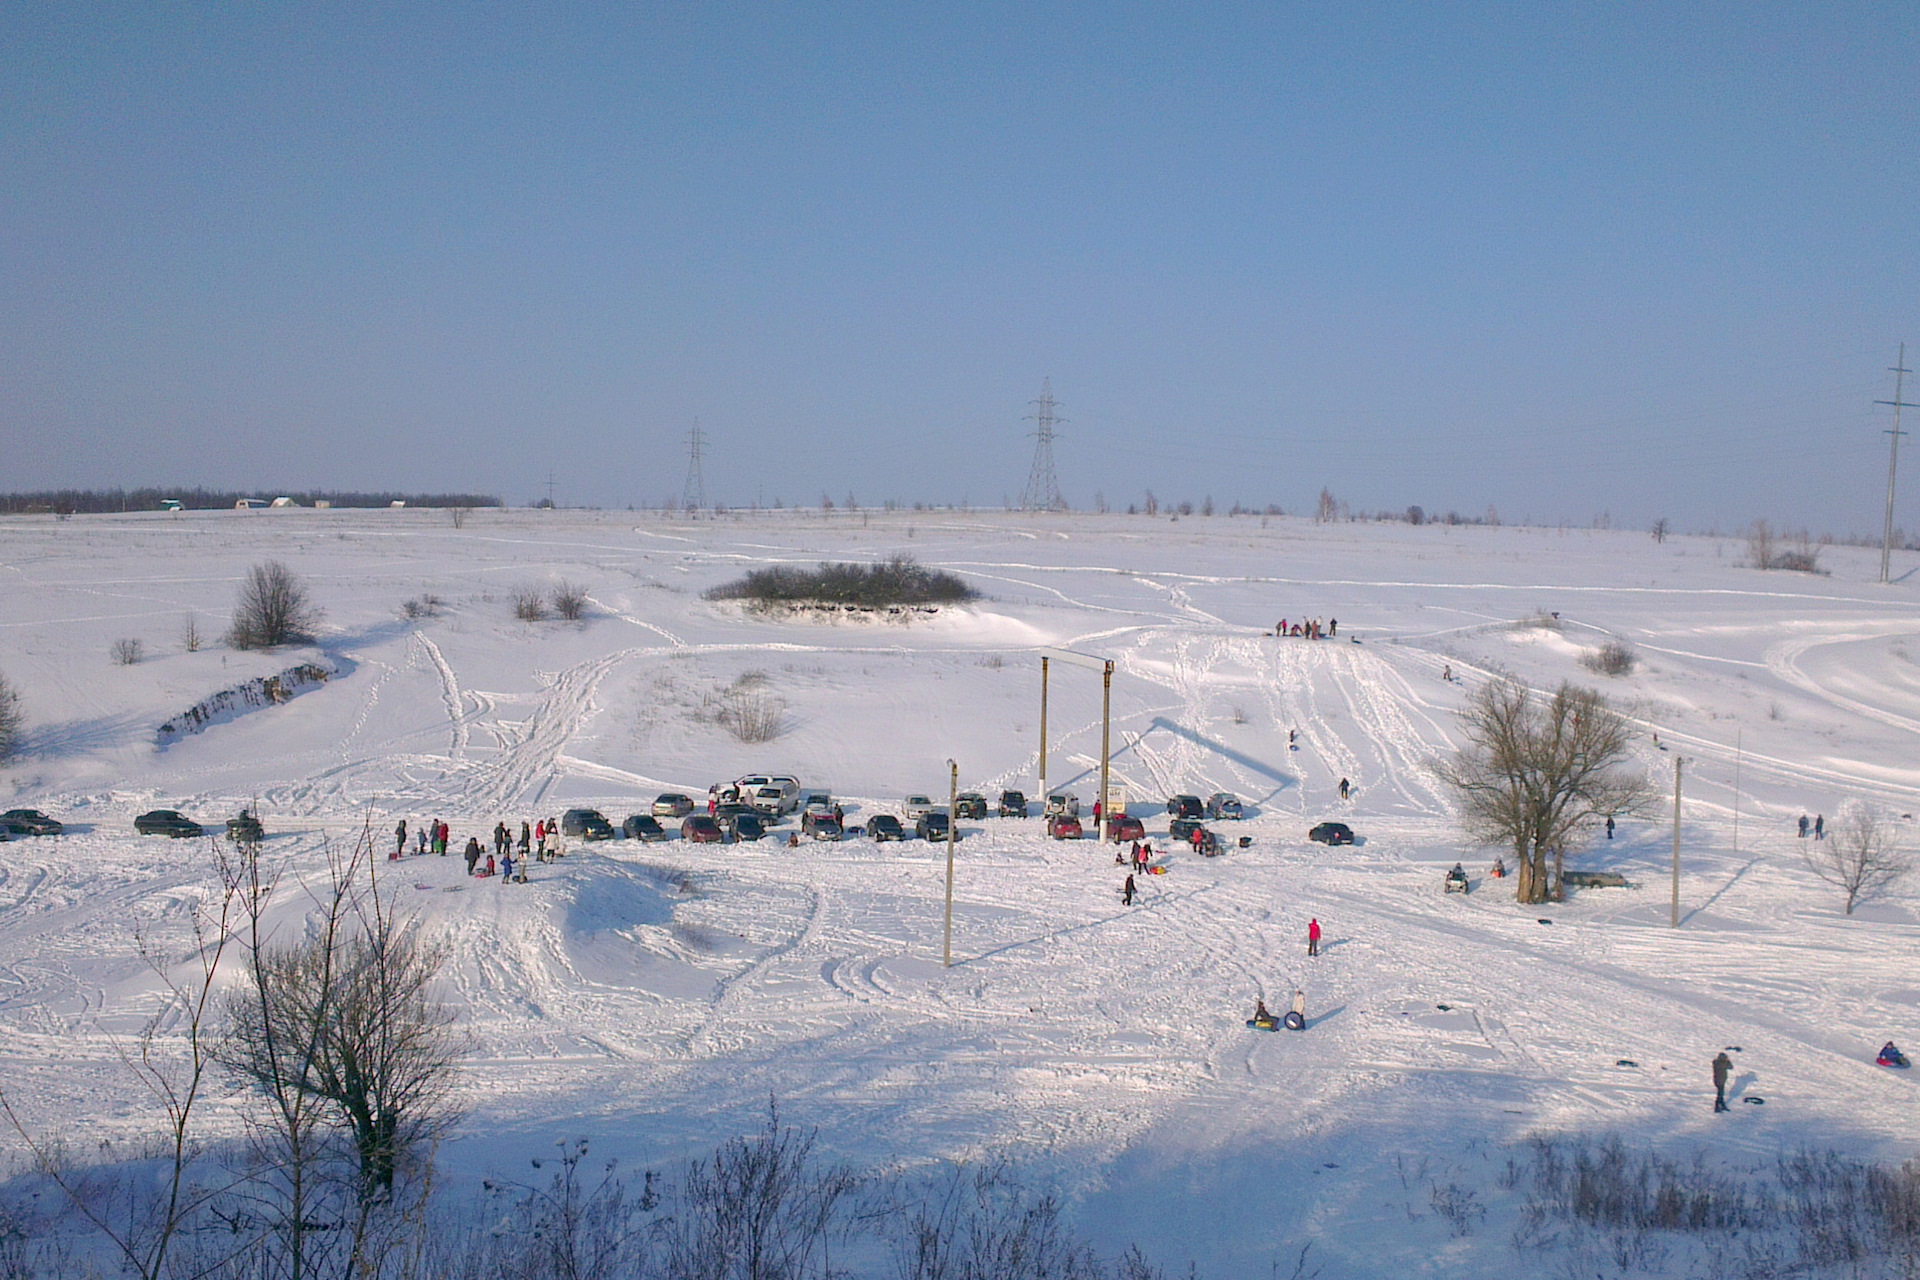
2, 508, 1918, 1277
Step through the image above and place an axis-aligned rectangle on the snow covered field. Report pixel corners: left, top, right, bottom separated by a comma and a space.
2, 507, 1917, 1277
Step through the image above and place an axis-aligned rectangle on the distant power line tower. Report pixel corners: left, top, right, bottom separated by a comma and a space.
1019, 379, 1067, 512
682, 420, 708, 512
1878, 343, 1915, 584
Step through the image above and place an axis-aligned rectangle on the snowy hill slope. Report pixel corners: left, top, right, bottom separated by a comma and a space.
1, 508, 1917, 1276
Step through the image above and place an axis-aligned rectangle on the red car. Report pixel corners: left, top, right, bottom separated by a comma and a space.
681, 814, 724, 843
1105, 814, 1145, 843
1047, 813, 1084, 840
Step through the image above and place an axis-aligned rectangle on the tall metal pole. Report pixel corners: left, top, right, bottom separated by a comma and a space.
1038, 656, 1049, 801
944, 759, 957, 968
1878, 343, 1914, 584
1670, 756, 1684, 928
1731, 730, 1742, 856
1098, 662, 1112, 838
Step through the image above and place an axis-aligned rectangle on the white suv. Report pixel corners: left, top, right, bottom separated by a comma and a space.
735, 775, 800, 815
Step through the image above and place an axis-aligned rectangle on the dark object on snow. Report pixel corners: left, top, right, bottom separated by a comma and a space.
1282, 1010, 1306, 1031
1616, 1059, 1638, 1068
1238, 835, 1252, 848
1445, 863, 1469, 893
1308, 821, 1354, 846
226, 810, 264, 844
1878, 1041, 1910, 1068
136, 809, 205, 838
1713, 1051, 1733, 1112
1564, 869, 1630, 889
1743, 1096, 1765, 1105
1537, 918, 1552, 924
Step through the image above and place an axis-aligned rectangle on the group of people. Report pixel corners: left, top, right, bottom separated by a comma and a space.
1797, 813, 1826, 840
1274, 617, 1337, 639
390, 816, 569, 882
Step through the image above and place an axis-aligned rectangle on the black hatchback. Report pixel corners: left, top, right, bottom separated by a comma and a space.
136, 810, 205, 838
997, 790, 1027, 818
916, 811, 952, 841
866, 814, 905, 841
623, 814, 667, 841
1308, 821, 1355, 846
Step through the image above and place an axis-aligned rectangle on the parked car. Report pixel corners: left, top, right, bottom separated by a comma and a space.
1205, 793, 1243, 820
735, 775, 800, 815
1166, 794, 1204, 819
681, 814, 724, 843
623, 813, 667, 841
903, 795, 936, 820
1168, 816, 1205, 844
1308, 821, 1355, 846
715, 802, 760, 828
866, 814, 905, 842
226, 809, 265, 844
801, 811, 843, 841
916, 811, 952, 841
562, 808, 615, 839
1044, 793, 1080, 818
1047, 812, 1084, 840
723, 811, 766, 842
136, 810, 204, 838
0, 809, 62, 836
997, 790, 1028, 818
802, 792, 833, 814
652, 793, 695, 818
1106, 814, 1145, 843
954, 791, 989, 820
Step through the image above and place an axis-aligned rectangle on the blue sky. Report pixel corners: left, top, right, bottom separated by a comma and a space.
5, 3, 1917, 530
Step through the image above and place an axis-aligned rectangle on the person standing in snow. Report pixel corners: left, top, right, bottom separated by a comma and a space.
1712, 1051, 1732, 1112
1606, 815, 1615, 840
464, 837, 482, 876
1329, 618, 1337, 636
394, 819, 407, 859
1307, 917, 1322, 957
501, 850, 514, 882
1814, 814, 1825, 840
438, 820, 450, 856
1122, 874, 1135, 906
1338, 778, 1351, 801
1798, 814, 1810, 838
519, 821, 531, 856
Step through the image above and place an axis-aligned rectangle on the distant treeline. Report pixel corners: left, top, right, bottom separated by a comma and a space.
0, 488, 504, 514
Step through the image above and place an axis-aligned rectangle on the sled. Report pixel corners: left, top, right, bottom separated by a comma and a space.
1878, 1054, 1911, 1069
1246, 1018, 1278, 1032
1282, 1011, 1306, 1031
1146, 865, 1168, 875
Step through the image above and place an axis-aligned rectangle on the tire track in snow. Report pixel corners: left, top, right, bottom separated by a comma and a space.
411, 631, 468, 758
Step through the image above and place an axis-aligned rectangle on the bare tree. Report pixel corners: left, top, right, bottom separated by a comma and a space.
181, 614, 204, 652
1316, 488, 1338, 523
1431, 676, 1652, 904
229, 560, 321, 649
1805, 801, 1912, 915
0, 671, 21, 760
1651, 518, 1669, 544
222, 828, 463, 1209
112, 637, 144, 665
1747, 519, 1775, 570
510, 585, 548, 621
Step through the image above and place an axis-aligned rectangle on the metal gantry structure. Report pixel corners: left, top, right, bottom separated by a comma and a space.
682, 420, 708, 513
1878, 344, 1915, 584
1019, 380, 1067, 512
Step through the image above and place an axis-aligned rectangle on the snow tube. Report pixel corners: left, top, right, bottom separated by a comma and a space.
1283, 1011, 1306, 1031
1877, 1054, 1910, 1068
1246, 1018, 1278, 1032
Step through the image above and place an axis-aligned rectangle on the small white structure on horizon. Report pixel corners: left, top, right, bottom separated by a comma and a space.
235, 499, 266, 509
390, 500, 406, 508
270, 497, 297, 508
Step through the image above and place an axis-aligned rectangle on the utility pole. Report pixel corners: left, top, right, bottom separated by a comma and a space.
1038, 656, 1049, 800
944, 759, 958, 968
1878, 344, 1915, 584
1732, 730, 1741, 856
1670, 756, 1686, 928
545, 470, 557, 510
1098, 660, 1112, 838
1019, 380, 1066, 512
682, 420, 708, 514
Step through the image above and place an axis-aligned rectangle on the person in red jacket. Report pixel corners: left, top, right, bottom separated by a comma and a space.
1307, 917, 1322, 957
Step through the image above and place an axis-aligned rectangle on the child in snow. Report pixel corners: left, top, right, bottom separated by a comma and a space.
501, 852, 514, 882
1878, 1041, 1909, 1067
483, 854, 495, 877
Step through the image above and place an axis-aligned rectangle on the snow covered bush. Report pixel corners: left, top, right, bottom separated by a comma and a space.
111, 637, 143, 665
551, 580, 589, 620
0, 670, 21, 760
227, 560, 319, 649
704, 554, 976, 609
510, 585, 548, 621
1581, 640, 1636, 676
